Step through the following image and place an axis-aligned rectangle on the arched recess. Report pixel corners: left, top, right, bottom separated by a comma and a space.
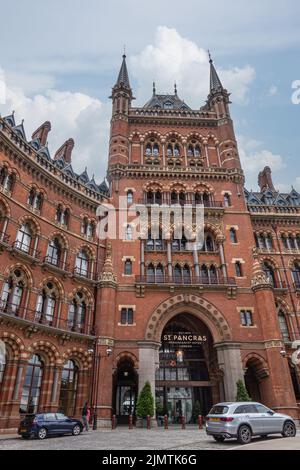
145, 294, 232, 344
243, 353, 270, 403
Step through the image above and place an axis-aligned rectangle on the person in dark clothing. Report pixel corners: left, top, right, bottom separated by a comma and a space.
82, 402, 90, 431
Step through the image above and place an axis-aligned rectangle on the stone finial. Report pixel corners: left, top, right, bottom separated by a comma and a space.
54, 138, 75, 163
258, 166, 275, 192
251, 250, 272, 291
32, 121, 51, 147
99, 242, 117, 284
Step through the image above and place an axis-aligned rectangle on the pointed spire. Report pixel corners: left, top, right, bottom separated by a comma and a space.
208, 51, 224, 93
174, 82, 177, 95
153, 81, 156, 96
115, 53, 131, 89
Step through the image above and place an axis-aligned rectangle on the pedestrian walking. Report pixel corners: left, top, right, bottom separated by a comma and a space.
82, 402, 90, 431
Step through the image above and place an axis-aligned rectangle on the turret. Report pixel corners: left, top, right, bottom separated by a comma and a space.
110, 54, 134, 117
207, 52, 231, 119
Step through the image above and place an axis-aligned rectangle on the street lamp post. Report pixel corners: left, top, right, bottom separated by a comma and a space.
89, 345, 113, 431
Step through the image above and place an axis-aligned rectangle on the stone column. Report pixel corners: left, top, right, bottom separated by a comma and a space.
219, 242, 228, 278
140, 240, 145, 277
167, 241, 173, 278
214, 342, 244, 401
138, 341, 160, 404
193, 244, 200, 277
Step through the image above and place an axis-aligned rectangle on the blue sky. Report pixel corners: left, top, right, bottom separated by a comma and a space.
0, 0, 299, 191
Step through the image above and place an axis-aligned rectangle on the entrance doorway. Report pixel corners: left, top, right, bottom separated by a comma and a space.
155, 313, 218, 424
113, 357, 138, 424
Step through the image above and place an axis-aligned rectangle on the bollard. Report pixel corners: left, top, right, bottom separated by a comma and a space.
198, 415, 203, 430
164, 414, 168, 430
147, 415, 151, 430
181, 416, 186, 430
111, 415, 116, 430
129, 414, 133, 430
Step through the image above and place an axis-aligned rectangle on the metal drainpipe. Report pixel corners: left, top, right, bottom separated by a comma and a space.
272, 224, 300, 339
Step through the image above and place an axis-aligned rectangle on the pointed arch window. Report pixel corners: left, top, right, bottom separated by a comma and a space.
292, 262, 300, 287
68, 292, 87, 332
235, 261, 243, 278
1, 269, 26, 315
201, 265, 209, 283
125, 224, 133, 241
127, 190, 134, 205
20, 354, 44, 414
156, 264, 164, 283
75, 250, 89, 277
16, 223, 33, 253
35, 282, 57, 325
263, 262, 277, 287
230, 228, 238, 244
59, 360, 78, 416
0, 168, 15, 193
174, 264, 182, 284
278, 310, 290, 342
147, 264, 155, 283
224, 193, 231, 207
46, 238, 62, 266
124, 259, 133, 275
0, 347, 6, 386
183, 265, 191, 284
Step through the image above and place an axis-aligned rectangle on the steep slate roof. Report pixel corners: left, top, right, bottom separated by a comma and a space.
245, 188, 300, 207
2, 114, 109, 197
143, 92, 191, 110
115, 54, 131, 88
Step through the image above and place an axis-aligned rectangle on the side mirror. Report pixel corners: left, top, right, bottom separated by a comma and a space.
267, 410, 275, 416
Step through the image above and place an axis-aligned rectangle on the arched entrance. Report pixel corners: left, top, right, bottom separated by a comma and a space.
244, 355, 269, 403
155, 313, 219, 424
113, 357, 138, 424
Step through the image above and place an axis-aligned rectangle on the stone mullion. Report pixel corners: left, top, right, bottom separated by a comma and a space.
75, 368, 90, 418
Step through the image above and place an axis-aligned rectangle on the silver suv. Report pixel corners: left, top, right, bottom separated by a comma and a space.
206, 402, 297, 444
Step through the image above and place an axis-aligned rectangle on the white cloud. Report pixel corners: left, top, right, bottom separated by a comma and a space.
0, 68, 6, 105
238, 135, 285, 174
131, 26, 255, 106
1, 83, 110, 181
268, 85, 278, 96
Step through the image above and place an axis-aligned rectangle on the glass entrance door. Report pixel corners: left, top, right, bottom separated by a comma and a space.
116, 385, 136, 419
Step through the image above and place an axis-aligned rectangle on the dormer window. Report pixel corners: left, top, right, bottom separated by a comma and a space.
164, 101, 173, 110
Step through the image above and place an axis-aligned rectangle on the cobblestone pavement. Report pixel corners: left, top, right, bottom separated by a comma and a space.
0, 428, 299, 450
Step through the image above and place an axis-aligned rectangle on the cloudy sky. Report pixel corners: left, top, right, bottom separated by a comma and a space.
0, 0, 299, 191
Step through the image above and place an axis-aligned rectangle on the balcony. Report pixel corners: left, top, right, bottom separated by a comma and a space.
11, 240, 40, 262
295, 281, 300, 291
73, 266, 95, 282
43, 255, 70, 275
136, 274, 236, 287
138, 198, 223, 209
0, 302, 95, 336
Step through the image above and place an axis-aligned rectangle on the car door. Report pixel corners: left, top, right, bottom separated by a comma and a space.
244, 404, 265, 435
55, 413, 71, 433
44, 413, 58, 434
255, 405, 284, 434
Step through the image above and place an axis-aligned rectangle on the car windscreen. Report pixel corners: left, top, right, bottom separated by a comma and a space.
209, 406, 229, 415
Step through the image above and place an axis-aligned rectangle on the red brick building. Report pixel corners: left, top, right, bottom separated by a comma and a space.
0, 55, 299, 431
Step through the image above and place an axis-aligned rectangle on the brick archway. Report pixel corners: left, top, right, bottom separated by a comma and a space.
145, 294, 232, 343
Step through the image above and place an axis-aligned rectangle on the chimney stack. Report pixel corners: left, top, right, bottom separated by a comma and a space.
258, 166, 275, 192
32, 121, 51, 147
54, 138, 75, 164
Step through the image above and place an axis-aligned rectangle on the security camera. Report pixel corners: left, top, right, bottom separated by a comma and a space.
106, 347, 113, 357
280, 349, 287, 358
88, 349, 94, 355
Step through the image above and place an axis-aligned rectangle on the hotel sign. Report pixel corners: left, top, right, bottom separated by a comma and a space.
163, 332, 207, 348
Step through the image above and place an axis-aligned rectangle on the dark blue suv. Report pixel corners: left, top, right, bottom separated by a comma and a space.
18, 413, 83, 439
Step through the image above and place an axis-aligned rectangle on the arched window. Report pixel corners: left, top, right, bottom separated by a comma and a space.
56, 205, 63, 223
263, 262, 277, 287
68, 292, 87, 333
0, 346, 6, 387
127, 190, 134, 205
16, 223, 33, 253
75, 250, 89, 277
28, 189, 43, 211
292, 262, 300, 286
147, 264, 155, 282
0, 167, 7, 186
205, 235, 214, 252
230, 228, 238, 244
187, 141, 201, 158
62, 209, 70, 227
81, 218, 94, 238
278, 310, 290, 342
201, 265, 209, 283
203, 193, 210, 207
210, 265, 218, 283
156, 264, 164, 283
224, 193, 231, 207
183, 265, 191, 284
171, 192, 178, 205
235, 261, 243, 278
167, 141, 181, 157
35, 282, 57, 325
1, 269, 25, 315
174, 265, 182, 283
0, 169, 15, 193
145, 140, 160, 157
20, 354, 44, 414
46, 238, 62, 266
125, 224, 133, 241
124, 259, 133, 275
59, 360, 78, 416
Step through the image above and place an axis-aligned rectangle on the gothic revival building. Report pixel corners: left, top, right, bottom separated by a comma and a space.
0, 54, 300, 432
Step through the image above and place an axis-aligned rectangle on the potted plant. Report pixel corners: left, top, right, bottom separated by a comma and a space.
236, 379, 252, 401
136, 381, 154, 427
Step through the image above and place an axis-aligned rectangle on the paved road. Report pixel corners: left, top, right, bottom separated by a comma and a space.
0, 428, 299, 450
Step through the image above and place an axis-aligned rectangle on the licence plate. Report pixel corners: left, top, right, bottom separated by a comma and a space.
20, 428, 27, 433
210, 418, 220, 422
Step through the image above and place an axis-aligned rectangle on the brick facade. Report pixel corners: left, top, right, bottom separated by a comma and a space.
0, 55, 299, 431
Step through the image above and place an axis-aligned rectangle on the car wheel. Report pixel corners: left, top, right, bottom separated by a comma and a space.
213, 435, 225, 443
72, 424, 81, 436
37, 428, 48, 440
282, 421, 296, 438
237, 425, 252, 445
